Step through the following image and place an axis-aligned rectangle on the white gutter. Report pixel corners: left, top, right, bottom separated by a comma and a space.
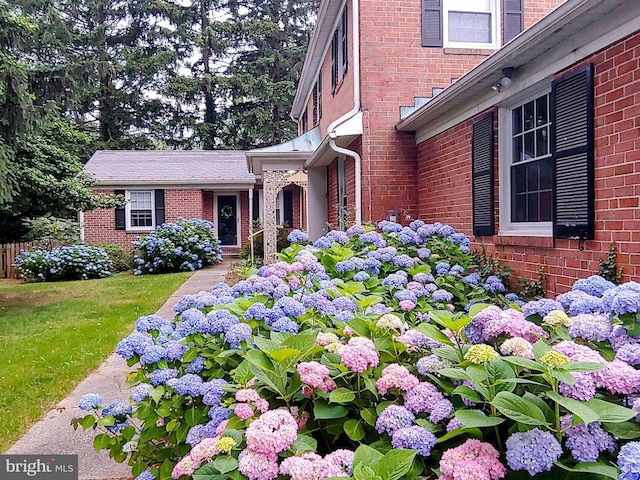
327, 0, 362, 225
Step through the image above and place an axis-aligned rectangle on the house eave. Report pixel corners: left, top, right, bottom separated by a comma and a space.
94, 179, 256, 189
396, 0, 629, 133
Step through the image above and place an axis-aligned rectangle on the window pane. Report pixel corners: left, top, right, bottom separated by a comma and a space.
524, 132, 534, 160
523, 101, 534, 131
512, 106, 522, 135
539, 191, 553, 222
513, 136, 523, 163
448, 12, 491, 43
130, 191, 152, 209
536, 96, 548, 126
448, 0, 491, 12
536, 127, 549, 157
131, 210, 153, 227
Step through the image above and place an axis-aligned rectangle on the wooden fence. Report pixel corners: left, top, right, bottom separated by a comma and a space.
1, 241, 64, 279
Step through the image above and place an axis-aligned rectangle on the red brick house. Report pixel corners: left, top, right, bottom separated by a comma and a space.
292, 0, 640, 293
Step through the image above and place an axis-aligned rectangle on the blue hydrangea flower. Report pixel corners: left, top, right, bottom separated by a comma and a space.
429, 399, 454, 423
616, 344, 640, 365
619, 441, 640, 480
393, 254, 415, 268
450, 265, 465, 276
336, 260, 356, 273
378, 220, 404, 233
603, 283, 640, 316
225, 322, 253, 348
186, 423, 216, 446
383, 273, 408, 288
353, 271, 370, 282
149, 368, 178, 386
365, 303, 392, 315
417, 248, 431, 259
506, 428, 562, 475
313, 236, 333, 249
135, 315, 172, 333
391, 426, 437, 456
102, 401, 132, 418
134, 472, 155, 480
208, 406, 232, 427
201, 379, 228, 406
116, 333, 153, 360
287, 229, 309, 244
462, 272, 481, 285
435, 262, 451, 275
187, 356, 205, 373
484, 276, 506, 293
140, 345, 166, 365
394, 289, 418, 303
573, 275, 616, 297
358, 231, 386, 248
346, 224, 366, 236
398, 228, 418, 244
131, 384, 152, 403
203, 310, 240, 334
413, 272, 435, 283
271, 317, 299, 334
172, 374, 204, 397
431, 289, 453, 302
164, 341, 188, 361
522, 299, 564, 318
274, 297, 306, 318
79, 393, 103, 411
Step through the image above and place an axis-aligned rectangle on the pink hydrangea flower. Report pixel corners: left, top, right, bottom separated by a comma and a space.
439, 439, 506, 480
399, 300, 416, 311
297, 361, 337, 393
499, 337, 534, 359
235, 403, 255, 420
483, 309, 546, 343
338, 337, 379, 373
235, 388, 269, 413
171, 456, 197, 479
245, 410, 298, 454
189, 437, 220, 466
215, 419, 228, 435
238, 449, 279, 480
376, 364, 419, 395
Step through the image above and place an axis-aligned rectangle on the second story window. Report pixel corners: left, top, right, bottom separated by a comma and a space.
301, 109, 308, 133
423, 0, 508, 49
313, 71, 322, 125
331, 7, 348, 94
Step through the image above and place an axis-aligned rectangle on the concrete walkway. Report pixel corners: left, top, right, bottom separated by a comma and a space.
6, 258, 235, 480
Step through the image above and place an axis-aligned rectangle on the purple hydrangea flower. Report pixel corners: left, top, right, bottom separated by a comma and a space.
225, 322, 253, 348
435, 262, 451, 275
616, 344, 640, 365
271, 317, 300, 334
563, 417, 616, 462
522, 299, 564, 318
375, 405, 415, 435
172, 373, 203, 397
568, 313, 612, 342
573, 275, 616, 297
135, 472, 155, 480
431, 289, 453, 302
149, 368, 178, 386
208, 406, 232, 428
201, 378, 228, 406
391, 426, 437, 456
506, 428, 562, 475
618, 441, 640, 480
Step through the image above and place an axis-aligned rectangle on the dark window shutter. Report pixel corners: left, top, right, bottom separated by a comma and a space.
283, 190, 294, 227
551, 64, 594, 240
154, 189, 165, 227
341, 7, 348, 75
252, 190, 260, 221
331, 32, 338, 94
421, 0, 443, 47
504, 0, 524, 43
115, 190, 126, 230
472, 113, 495, 236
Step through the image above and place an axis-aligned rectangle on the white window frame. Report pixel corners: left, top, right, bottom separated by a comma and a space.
125, 190, 155, 231
443, 0, 499, 49
498, 84, 553, 237
256, 190, 286, 227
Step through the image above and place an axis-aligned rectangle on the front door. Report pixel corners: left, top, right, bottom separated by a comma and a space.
217, 194, 238, 246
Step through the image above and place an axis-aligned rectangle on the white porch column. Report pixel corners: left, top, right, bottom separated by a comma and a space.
307, 167, 328, 241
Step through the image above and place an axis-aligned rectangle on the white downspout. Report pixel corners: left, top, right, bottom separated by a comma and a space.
327, 0, 361, 225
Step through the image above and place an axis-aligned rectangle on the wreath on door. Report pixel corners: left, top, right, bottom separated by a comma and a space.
220, 205, 234, 219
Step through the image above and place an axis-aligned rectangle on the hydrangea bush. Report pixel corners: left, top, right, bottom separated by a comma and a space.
133, 218, 223, 275
14, 244, 113, 282
74, 220, 640, 480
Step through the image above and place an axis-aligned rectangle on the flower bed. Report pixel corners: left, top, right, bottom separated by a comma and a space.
74, 221, 640, 480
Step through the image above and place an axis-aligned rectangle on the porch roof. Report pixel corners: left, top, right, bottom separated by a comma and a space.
85, 150, 256, 189
246, 126, 322, 177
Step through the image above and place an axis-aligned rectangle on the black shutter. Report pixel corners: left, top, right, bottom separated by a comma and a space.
115, 190, 125, 230
341, 7, 348, 75
421, 0, 443, 47
252, 190, 260, 221
552, 64, 594, 240
472, 113, 495, 236
154, 189, 165, 227
504, 0, 524, 43
283, 190, 294, 227
331, 32, 338, 94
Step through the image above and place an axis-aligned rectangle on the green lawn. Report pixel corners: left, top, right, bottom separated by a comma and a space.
0, 272, 192, 452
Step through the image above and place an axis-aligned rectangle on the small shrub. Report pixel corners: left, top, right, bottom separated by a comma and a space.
100, 243, 134, 272
598, 242, 623, 284
14, 245, 113, 282
132, 218, 223, 275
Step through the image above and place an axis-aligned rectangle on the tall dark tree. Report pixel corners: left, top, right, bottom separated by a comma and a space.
215, 0, 318, 149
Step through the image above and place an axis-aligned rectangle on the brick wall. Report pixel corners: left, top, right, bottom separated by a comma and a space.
416, 30, 640, 295
83, 188, 252, 252
356, 0, 564, 224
